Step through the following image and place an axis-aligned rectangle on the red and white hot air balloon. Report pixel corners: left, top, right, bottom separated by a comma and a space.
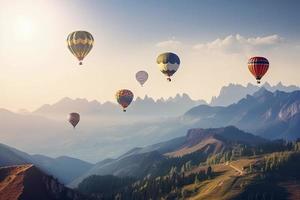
248, 56, 269, 84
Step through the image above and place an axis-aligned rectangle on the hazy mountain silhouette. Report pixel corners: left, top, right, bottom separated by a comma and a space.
0, 108, 189, 162
186, 88, 300, 139
34, 97, 116, 116
0, 143, 93, 185
210, 82, 300, 106
0, 143, 34, 167
34, 93, 206, 117
31, 154, 93, 184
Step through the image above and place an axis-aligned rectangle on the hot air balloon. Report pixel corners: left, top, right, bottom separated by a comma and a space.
115, 89, 134, 112
68, 112, 80, 128
156, 52, 180, 81
248, 56, 269, 84
135, 70, 148, 86
67, 31, 94, 65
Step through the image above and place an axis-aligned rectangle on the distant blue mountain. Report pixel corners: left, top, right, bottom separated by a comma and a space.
210, 82, 300, 106
0, 143, 93, 185
32, 154, 94, 184
186, 88, 300, 140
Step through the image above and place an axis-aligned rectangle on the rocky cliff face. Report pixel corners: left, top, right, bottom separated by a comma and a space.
278, 101, 300, 121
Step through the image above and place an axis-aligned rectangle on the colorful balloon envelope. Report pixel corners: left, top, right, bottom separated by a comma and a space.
248, 56, 269, 84
156, 52, 180, 82
115, 89, 134, 112
136, 70, 148, 86
67, 31, 94, 65
68, 112, 80, 128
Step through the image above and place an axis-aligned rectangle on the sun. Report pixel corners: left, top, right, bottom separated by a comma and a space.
14, 16, 35, 41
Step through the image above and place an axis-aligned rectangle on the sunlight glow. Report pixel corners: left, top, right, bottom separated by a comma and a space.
14, 16, 35, 41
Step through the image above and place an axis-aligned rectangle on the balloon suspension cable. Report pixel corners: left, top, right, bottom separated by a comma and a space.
167, 77, 171, 82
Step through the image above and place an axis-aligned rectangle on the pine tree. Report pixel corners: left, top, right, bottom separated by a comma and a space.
206, 166, 212, 179
194, 175, 200, 185
180, 164, 186, 173
249, 163, 253, 173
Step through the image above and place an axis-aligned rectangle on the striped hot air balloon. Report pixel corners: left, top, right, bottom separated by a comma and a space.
67, 31, 94, 65
248, 56, 269, 84
115, 89, 134, 112
156, 52, 180, 82
135, 70, 148, 86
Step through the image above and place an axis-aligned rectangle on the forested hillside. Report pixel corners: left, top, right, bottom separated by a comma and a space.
76, 139, 300, 200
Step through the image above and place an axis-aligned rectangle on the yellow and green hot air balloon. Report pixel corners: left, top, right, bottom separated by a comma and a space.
115, 89, 134, 112
156, 52, 180, 82
67, 31, 94, 65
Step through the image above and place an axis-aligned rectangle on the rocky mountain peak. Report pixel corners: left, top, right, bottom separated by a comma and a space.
252, 87, 273, 98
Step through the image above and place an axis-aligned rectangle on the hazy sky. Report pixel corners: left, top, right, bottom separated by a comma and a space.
1, 0, 300, 111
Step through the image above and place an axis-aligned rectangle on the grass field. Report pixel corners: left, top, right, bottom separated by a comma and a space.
185, 158, 256, 200
178, 152, 300, 200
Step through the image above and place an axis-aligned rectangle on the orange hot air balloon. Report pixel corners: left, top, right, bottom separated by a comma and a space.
68, 112, 80, 128
248, 56, 269, 84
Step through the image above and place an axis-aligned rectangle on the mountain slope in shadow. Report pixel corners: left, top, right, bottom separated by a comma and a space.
0, 143, 93, 185
0, 165, 92, 200
70, 126, 266, 187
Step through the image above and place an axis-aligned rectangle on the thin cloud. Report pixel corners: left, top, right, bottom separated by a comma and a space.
193, 34, 284, 54
156, 39, 182, 50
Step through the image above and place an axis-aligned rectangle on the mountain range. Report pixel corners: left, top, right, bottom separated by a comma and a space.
1, 86, 300, 162
33, 82, 299, 119
0, 125, 299, 199
0, 126, 267, 188
185, 88, 300, 140
1, 82, 300, 199
34, 93, 207, 118
69, 126, 267, 187
210, 82, 300, 106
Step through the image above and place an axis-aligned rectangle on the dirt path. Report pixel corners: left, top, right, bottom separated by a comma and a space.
228, 164, 244, 176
